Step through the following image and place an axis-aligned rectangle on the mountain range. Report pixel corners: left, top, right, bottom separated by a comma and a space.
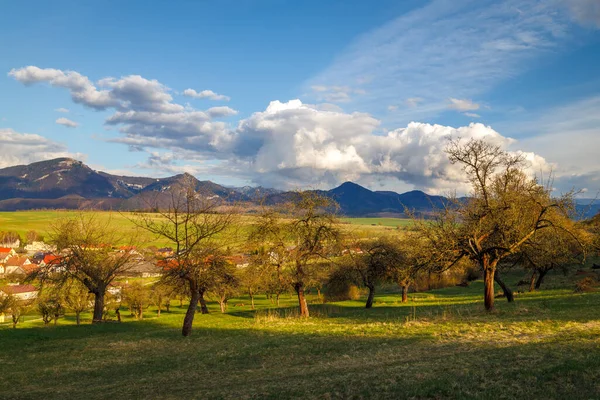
0, 158, 597, 218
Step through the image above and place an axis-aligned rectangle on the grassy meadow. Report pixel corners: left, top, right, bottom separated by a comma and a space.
0, 211, 407, 248
1, 268, 600, 399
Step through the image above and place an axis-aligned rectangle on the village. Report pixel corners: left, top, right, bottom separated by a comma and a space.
0, 235, 253, 324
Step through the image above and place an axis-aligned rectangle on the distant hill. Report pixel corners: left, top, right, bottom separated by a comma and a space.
1, 158, 594, 218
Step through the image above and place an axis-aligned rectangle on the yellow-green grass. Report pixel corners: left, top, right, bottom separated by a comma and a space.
1, 269, 599, 399
340, 217, 412, 227
0, 211, 397, 248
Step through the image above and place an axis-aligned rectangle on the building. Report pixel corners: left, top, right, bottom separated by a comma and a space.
0, 284, 38, 301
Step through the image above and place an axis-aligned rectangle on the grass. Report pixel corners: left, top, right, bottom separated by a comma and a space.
1, 269, 599, 399
0, 211, 398, 248
340, 217, 412, 227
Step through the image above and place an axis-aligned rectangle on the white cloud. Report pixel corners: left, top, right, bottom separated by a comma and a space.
207, 106, 238, 118
510, 95, 600, 194
405, 97, 423, 108
464, 112, 481, 118
55, 117, 79, 128
11, 65, 558, 194
183, 89, 230, 101
310, 85, 365, 103
9, 67, 183, 113
306, 0, 571, 122
448, 98, 480, 112
55, 107, 70, 113
0, 128, 83, 168
228, 99, 547, 192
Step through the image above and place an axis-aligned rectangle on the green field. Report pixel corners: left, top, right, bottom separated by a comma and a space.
340, 217, 412, 227
1, 269, 599, 399
0, 211, 400, 248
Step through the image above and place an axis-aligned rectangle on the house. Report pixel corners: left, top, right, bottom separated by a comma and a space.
157, 247, 174, 257
122, 259, 162, 278
227, 254, 250, 268
0, 248, 16, 263
24, 241, 57, 254
0, 284, 38, 301
2, 256, 32, 276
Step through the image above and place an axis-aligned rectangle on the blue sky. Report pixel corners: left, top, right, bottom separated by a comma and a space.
1, 0, 599, 195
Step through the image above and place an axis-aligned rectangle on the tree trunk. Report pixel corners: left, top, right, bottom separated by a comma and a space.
483, 267, 495, 311
294, 282, 309, 317
401, 284, 408, 303
494, 271, 514, 302
139, 305, 143, 320
365, 285, 375, 308
12, 315, 17, 329
529, 270, 537, 292
219, 299, 226, 313
182, 289, 200, 337
535, 268, 549, 289
116, 308, 122, 323
249, 290, 255, 310
76, 311, 81, 326
165, 301, 170, 312
157, 305, 161, 317
198, 290, 209, 314
276, 293, 280, 307
92, 291, 105, 323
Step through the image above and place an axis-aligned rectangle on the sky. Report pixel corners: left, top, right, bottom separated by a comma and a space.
1, 0, 599, 195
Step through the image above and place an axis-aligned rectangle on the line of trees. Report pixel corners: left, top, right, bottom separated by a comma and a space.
13, 138, 598, 334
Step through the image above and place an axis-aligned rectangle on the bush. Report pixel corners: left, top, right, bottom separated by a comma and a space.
574, 276, 598, 293
324, 280, 361, 302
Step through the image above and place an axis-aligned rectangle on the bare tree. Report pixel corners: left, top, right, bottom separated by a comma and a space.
251, 192, 341, 317
63, 279, 92, 325
414, 139, 575, 311
341, 238, 404, 308
39, 213, 139, 323
131, 179, 238, 336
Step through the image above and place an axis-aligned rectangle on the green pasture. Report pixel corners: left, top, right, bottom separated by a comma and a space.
0, 211, 399, 248
1, 268, 599, 399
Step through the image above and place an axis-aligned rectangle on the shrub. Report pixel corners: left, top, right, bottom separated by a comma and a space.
324, 280, 361, 302
574, 276, 598, 293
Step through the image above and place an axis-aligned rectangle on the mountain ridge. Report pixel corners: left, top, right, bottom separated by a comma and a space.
1, 158, 597, 218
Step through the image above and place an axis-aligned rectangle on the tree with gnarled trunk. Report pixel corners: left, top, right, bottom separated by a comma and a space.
511, 215, 590, 291
131, 177, 238, 336
413, 138, 576, 311
251, 192, 340, 317
37, 214, 139, 323
341, 238, 404, 308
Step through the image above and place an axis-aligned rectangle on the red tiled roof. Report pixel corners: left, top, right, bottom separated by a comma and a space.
4, 256, 30, 267
43, 254, 61, 265
0, 247, 12, 253
1, 284, 37, 295
22, 264, 40, 274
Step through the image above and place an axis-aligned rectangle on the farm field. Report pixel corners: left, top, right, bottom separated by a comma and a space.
1, 269, 599, 400
0, 211, 400, 248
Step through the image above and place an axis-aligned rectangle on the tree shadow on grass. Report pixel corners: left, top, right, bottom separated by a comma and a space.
1, 317, 599, 400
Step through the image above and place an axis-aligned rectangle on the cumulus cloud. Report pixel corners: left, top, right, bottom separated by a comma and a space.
9, 66, 183, 113
10, 65, 553, 193
227, 99, 547, 192
0, 128, 83, 168
448, 98, 480, 112
55, 107, 69, 113
183, 89, 230, 101
55, 117, 79, 128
